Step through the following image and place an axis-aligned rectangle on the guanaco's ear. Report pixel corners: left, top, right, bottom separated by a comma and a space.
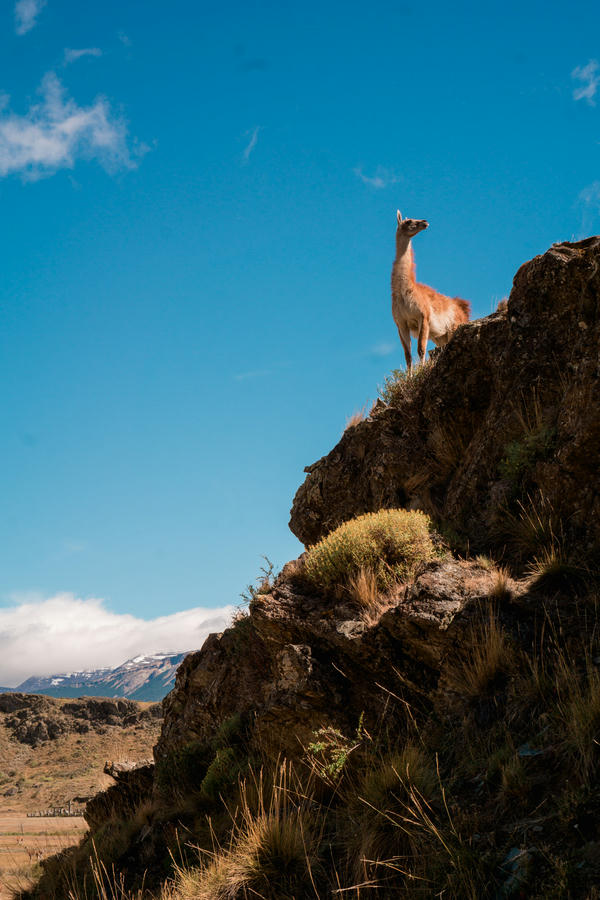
396, 210, 402, 224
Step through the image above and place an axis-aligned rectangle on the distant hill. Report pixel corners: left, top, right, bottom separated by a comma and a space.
0, 692, 162, 814
10, 652, 189, 702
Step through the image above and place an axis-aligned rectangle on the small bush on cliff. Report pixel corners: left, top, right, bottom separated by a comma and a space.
378, 363, 432, 406
303, 508, 435, 596
499, 424, 555, 490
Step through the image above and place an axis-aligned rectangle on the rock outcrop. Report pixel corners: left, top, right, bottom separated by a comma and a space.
0, 693, 162, 747
290, 238, 600, 557
156, 558, 499, 769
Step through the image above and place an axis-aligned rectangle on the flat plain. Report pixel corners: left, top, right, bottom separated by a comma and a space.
0, 695, 162, 897
0, 814, 87, 897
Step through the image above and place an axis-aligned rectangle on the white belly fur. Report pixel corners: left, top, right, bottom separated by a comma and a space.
429, 308, 455, 339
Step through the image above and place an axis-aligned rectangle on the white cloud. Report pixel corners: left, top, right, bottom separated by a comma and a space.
572, 59, 600, 105
14, 0, 46, 35
63, 47, 103, 66
0, 72, 143, 179
0, 593, 234, 686
242, 125, 260, 163
354, 166, 402, 190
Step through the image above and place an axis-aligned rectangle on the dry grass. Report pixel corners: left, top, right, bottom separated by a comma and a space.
499, 493, 558, 561
167, 763, 321, 900
347, 744, 439, 882
488, 565, 513, 601
0, 715, 161, 818
445, 610, 514, 699
343, 405, 369, 433
346, 568, 395, 624
427, 423, 468, 484
377, 363, 433, 407
552, 651, 600, 777
526, 546, 589, 595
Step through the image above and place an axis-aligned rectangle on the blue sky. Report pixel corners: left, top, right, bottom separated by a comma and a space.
1, 0, 599, 681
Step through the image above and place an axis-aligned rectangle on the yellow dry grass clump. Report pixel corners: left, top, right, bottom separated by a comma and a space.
304, 508, 435, 597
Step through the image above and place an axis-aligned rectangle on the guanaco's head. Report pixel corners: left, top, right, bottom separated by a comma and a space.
396, 210, 429, 236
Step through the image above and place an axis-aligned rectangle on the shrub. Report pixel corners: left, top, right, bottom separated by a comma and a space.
200, 747, 242, 799
304, 508, 435, 596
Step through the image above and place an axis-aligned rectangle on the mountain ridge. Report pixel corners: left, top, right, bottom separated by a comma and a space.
4, 652, 189, 702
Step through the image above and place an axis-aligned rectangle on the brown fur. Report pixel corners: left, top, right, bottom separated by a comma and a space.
391, 211, 471, 371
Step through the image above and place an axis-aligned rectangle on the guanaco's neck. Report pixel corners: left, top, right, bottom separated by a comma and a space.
393, 230, 416, 289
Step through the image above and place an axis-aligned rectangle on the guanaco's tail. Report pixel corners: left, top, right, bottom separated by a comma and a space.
454, 297, 471, 323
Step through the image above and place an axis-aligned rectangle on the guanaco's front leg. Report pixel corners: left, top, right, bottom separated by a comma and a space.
397, 321, 412, 373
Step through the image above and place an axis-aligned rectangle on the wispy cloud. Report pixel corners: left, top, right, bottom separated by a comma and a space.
63, 47, 102, 66
0, 72, 145, 179
117, 30, 132, 47
0, 593, 234, 686
369, 341, 395, 358
14, 0, 46, 35
234, 368, 271, 381
577, 181, 600, 235
354, 166, 402, 190
572, 59, 600, 105
242, 125, 261, 163
579, 181, 600, 208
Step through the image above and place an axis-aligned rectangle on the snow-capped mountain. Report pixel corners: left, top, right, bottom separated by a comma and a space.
13, 652, 189, 701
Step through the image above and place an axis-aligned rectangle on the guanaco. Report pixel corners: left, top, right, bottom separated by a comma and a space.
391, 210, 470, 371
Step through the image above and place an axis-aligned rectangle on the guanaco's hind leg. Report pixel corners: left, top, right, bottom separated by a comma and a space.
397, 321, 412, 373
417, 316, 430, 366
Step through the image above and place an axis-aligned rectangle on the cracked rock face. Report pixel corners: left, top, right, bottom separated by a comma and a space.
154, 558, 498, 773
289, 238, 600, 555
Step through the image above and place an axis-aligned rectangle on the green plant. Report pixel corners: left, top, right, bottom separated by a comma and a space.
154, 740, 213, 799
239, 556, 276, 605
304, 508, 436, 596
499, 425, 555, 488
307, 726, 359, 783
200, 747, 243, 800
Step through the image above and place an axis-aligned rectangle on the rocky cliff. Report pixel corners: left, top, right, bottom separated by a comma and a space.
27, 239, 600, 899
290, 237, 600, 558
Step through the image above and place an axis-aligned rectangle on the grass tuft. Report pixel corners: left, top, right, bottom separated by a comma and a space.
378, 363, 433, 407
445, 610, 514, 699
527, 547, 589, 596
